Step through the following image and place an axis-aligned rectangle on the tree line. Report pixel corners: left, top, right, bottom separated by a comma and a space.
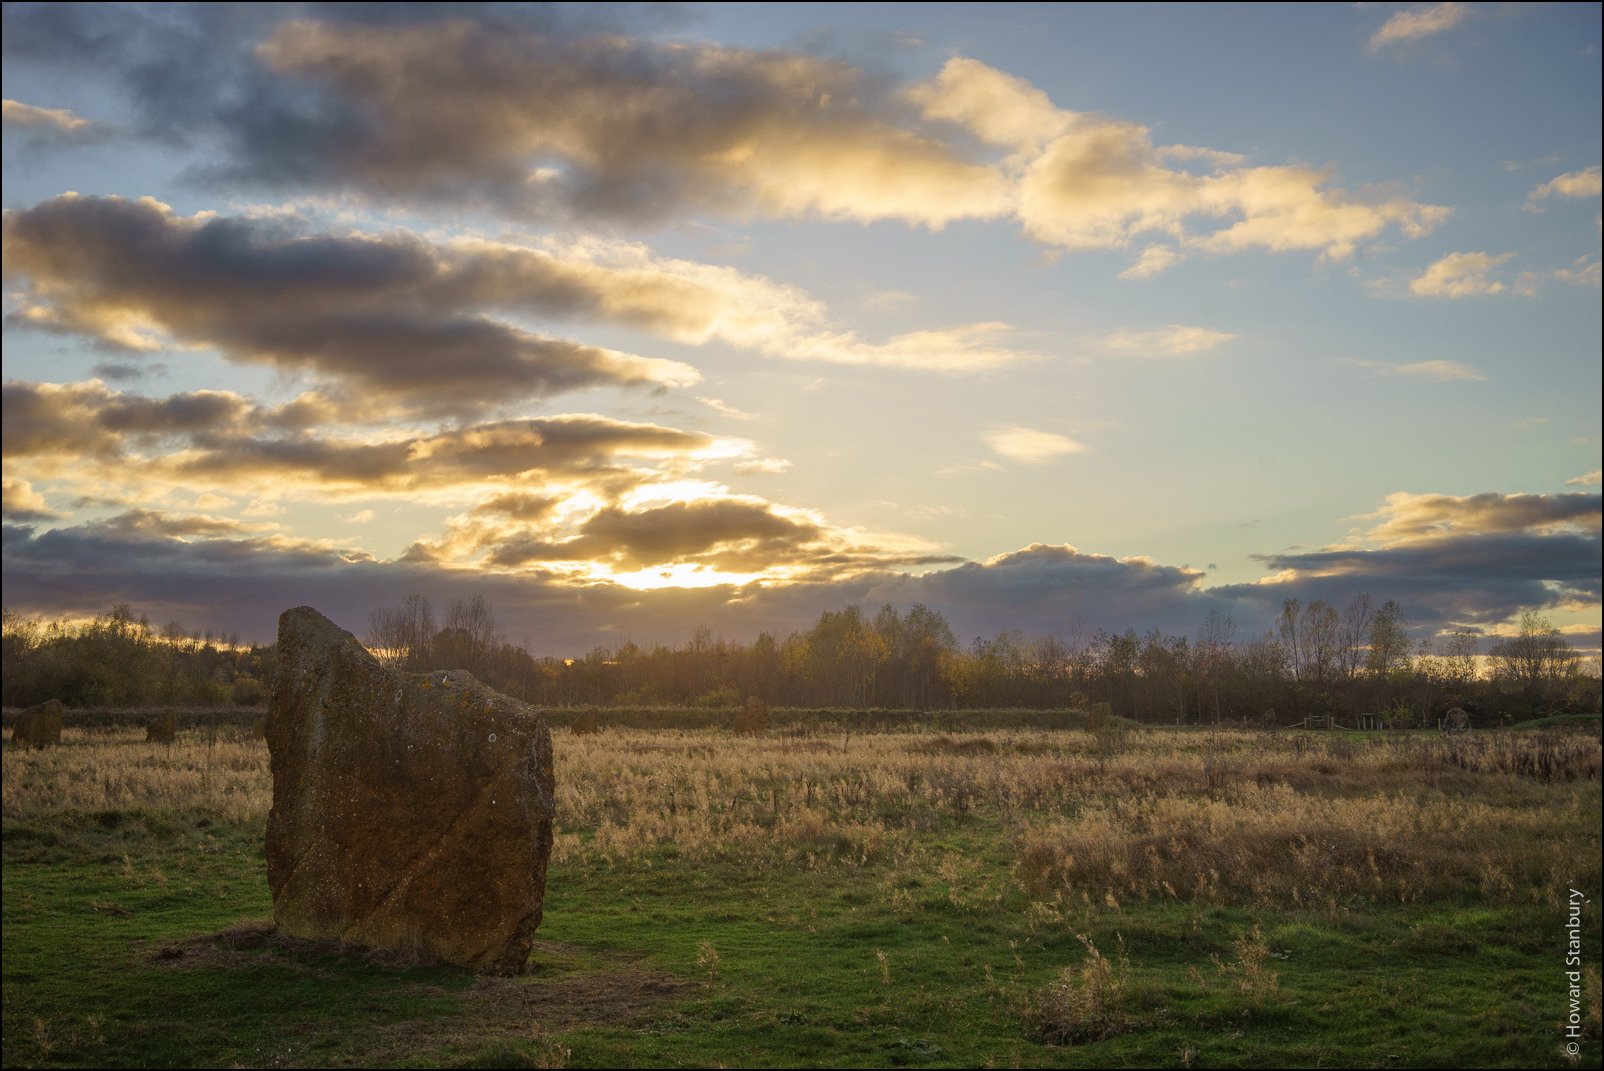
3, 594, 1598, 724
1, 605, 271, 709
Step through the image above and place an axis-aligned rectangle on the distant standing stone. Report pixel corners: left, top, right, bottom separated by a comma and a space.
12, 699, 64, 748
147, 709, 178, 744
265, 607, 555, 974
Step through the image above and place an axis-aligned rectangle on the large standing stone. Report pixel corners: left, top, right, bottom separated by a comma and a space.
265, 607, 555, 974
12, 699, 64, 748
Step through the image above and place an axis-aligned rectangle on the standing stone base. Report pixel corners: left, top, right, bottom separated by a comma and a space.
265, 607, 554, 974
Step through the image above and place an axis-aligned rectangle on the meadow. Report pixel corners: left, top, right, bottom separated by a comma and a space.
2, 714, 1600, 1067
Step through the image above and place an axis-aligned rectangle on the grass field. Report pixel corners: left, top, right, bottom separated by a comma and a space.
3, 717, 1601, 1068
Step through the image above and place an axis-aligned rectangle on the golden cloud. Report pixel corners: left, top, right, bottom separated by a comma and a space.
1368, 3, 1469, 52
915, 58, 1449, 263
1408, 251, 1513, 298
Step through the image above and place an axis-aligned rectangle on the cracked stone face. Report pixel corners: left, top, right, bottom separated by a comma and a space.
265, 607, 555, 974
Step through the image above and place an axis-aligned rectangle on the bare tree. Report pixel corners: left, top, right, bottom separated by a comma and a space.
1488, 610, 1575, 688
1337, 593, 1375, 683
366, 593, 436, 669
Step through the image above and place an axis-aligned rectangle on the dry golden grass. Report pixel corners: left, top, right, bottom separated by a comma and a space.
2, 727, 268, 823
4, 724, 1597, 909
1029, 934, 1131, 1043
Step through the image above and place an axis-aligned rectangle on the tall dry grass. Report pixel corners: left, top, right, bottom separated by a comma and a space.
4, 724, 1597, 907
3, 727, 268, 822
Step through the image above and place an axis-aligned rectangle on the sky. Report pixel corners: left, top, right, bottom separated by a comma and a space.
2, 2, 1600, 656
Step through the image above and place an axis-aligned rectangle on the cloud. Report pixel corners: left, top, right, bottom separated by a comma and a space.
0, 380, 398, 464
1408, 251, 1513, 298
983, 426, 1089, 463
1, 477, 61, 522
1232, 491, 1602, 630
1518, 255, 1603, 294
1356, 491, 1600, 544
1368, 3, 1469, 52
243, 18, 1013, 227
163, 417, 723, 496
1567, 471, 1602, 487
1528, 165, 1602, 204
866, 543, 1221, 637
2, 196, 700, 416
913, 57, 1450, 261
733, 457, 791, 475
3, 195, 1040, 390
1102, 325, 1236, 356
698, 397, 756, 421
2, 98, 99, 136
1118, 244, 1184, 280
418, 475, 962, 585
1239, 532, 1599, 630
1, 380, 743, 505
2, 11, 1449, 273
1346, 358, 1487, 382
486, 498, 825, 570
93, 508, 276, 540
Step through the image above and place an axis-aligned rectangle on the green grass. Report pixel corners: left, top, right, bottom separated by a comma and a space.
1507, 712, 1604, 731
5, 808, 1598, 1068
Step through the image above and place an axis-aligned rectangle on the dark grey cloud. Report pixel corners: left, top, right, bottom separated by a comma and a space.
2, 380, 253, 458
1215, 492, 1604, 635
489, 500, 820, 569
1233, 530, 1602, 630
2, 4, 687, 147
3, 196, 697, 416
175, 415, 713, 491
864, 543, 1257, 642
2, 379, 721, 493
1, 380, 371, 460
89, 361, 150, 382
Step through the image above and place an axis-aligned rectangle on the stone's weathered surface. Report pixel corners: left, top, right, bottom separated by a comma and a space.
1441, 707, 1471, 734
13, 699, 64, 748
147, 710, 178, 744
265, 607, 555, 975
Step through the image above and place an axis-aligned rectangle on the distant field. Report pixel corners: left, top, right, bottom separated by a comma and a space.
3, 718, 1600, 1068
